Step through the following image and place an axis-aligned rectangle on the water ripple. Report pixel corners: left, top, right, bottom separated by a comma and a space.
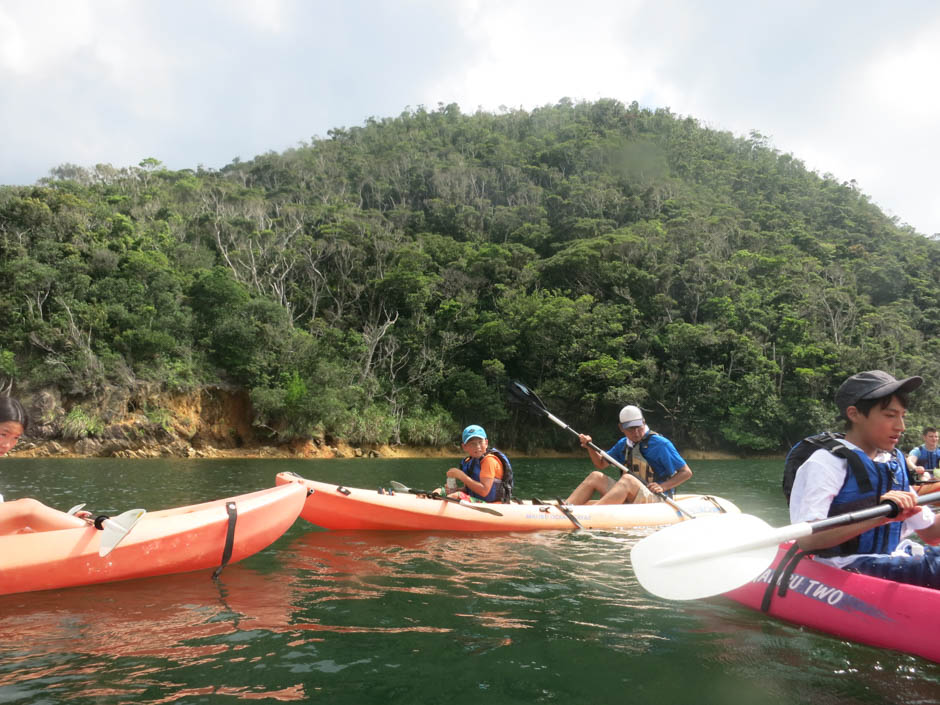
3, 458, 940, 704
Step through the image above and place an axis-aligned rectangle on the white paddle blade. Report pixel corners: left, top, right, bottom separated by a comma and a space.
630, 514, 780, 600
99, 508, 146, 557
66, 503, 86, 516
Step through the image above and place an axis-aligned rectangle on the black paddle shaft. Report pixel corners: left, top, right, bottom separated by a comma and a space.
507, 380, 695, 520
401, 487, 504, 516
808, 490, 940, 534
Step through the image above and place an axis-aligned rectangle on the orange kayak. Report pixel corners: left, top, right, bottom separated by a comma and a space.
275, 472, 740, 531
0, 483, 307, 595
915, 480, 940, 495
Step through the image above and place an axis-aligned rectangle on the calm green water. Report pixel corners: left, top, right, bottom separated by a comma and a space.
1, 457, 938, 705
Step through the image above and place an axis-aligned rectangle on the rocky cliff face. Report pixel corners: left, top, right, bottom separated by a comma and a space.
10, 385, 381, 459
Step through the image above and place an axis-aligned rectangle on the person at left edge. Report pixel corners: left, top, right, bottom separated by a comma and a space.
445, 425, 512, 503
0, 397, 90, 533
565, 405, 692, 505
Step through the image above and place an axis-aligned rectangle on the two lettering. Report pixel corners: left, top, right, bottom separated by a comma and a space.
752, 568, 891, 620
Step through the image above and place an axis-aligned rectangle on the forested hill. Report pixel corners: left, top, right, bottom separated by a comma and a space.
2, 98, 939, 454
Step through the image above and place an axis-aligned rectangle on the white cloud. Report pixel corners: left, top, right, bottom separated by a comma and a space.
0, 0, 938, 235
777, 15, 940, 233
223, 0, 292, 34
0, 6, 29, 73
426, 0, 659, 111
864, 19, 940, 126
0, 1, 95, 75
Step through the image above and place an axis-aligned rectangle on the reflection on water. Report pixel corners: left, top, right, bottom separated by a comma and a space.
0, 567, 306, 702
1, 458, 939, 704
0, 524, 675, 703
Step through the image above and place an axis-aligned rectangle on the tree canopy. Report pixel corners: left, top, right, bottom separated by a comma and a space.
3, 99, 939, 452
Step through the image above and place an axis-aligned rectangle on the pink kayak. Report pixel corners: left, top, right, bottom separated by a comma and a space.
723, 542, 940, 662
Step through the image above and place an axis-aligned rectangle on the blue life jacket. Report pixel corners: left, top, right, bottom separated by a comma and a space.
914, 444, 940, 471
460, 449, 513, 503
820, 446, 909, 558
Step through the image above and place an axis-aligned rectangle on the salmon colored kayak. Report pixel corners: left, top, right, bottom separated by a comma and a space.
275, 472, 740, 531
723, 542, 940, 662
914, 480, 940, 503
0, 483, 307, 595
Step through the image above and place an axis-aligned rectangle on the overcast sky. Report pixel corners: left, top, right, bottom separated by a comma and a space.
2, 0, 938, 235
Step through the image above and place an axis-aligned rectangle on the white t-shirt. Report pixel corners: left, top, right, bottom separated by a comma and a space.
789, 441, 935, 569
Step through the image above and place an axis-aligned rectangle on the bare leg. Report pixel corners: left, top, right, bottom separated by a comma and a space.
0, 498, 86, 534
593, 474, 646, 505
565, 471, 617, 504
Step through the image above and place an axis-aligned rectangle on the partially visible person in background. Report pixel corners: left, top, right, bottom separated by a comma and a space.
908, 427, 940, 482
0, 397, 88, 533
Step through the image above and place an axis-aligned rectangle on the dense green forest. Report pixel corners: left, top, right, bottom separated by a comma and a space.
2, 98, 939, 453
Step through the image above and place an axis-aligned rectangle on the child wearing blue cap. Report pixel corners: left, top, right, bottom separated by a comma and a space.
445, 425, 514, 503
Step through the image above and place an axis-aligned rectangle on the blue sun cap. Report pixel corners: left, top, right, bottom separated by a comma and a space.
461, 425, 487, 444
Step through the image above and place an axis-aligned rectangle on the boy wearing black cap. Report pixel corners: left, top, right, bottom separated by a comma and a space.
789, 370, 940, 588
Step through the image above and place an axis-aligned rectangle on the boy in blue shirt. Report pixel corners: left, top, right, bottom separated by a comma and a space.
908, 427, 940, 480
565, 405, 692, 505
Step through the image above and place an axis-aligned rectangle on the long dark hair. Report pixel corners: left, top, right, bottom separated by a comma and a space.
0, 397, 27, 427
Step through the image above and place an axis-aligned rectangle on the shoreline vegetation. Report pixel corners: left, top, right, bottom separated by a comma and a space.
4, 99, 939, 458
8, 438, 770, 461
5, 385, 778, 463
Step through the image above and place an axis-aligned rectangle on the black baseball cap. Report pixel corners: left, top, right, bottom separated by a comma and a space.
835, 370, 923, 416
